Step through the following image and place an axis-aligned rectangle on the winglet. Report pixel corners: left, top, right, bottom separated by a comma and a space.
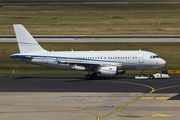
13, 24, 46, 53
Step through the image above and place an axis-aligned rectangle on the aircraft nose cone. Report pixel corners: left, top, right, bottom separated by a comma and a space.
160, 59, 166, 67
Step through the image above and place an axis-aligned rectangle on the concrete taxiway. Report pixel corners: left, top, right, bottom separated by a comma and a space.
0, 35, 180, 42
0, 75, 179, 120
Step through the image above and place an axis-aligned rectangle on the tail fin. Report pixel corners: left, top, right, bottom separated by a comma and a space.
13, 24, 46, 53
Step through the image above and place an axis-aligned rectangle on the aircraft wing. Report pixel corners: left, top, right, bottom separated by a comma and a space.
57, 59, 122, 71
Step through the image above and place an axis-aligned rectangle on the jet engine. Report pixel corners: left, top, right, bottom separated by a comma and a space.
72, 65, 86, 71
98, 66, 118, 76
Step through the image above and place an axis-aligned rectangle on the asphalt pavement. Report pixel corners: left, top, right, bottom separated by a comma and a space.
0, 74, 179, 93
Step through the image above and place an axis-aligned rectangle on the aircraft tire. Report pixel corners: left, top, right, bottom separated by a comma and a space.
91, 73, 97, 78
149, 75, 154, 79
86, 75, 91, 80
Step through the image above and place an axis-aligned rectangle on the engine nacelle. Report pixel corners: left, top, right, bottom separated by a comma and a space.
98, 66, 118, 76
72, 65, 85, 71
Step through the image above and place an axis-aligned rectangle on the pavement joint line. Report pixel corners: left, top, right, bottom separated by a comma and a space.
61, 96, 172, 100
140, 97, 171, 99
0, 104, 100, 120
62, 96, 137, 97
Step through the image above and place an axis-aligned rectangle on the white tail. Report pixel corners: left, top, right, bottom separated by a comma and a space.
13, 24, 46, 53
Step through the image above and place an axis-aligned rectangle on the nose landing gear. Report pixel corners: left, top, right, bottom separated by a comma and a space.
135, 69, 149, 79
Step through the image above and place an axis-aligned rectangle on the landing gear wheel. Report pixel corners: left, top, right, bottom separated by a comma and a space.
149, 75, 154, 79
86, 75, 91, 80
91, 73, 97, 79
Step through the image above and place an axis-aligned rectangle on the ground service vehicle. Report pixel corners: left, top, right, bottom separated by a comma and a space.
149, 69, 170, 79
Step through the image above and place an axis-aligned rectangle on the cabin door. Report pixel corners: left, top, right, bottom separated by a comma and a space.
139, 52, 144, 63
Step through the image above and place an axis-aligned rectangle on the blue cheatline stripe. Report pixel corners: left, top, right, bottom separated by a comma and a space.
18, 42, 38, 45
11, 54, 125, 64
11, 54, 144, 65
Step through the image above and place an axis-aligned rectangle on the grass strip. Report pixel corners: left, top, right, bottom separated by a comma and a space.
0, 42, 179, 74
0, 4, 180, 35
1, 0, 180, 3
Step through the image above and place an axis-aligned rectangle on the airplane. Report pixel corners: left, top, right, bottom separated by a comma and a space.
10, 24, 166, 80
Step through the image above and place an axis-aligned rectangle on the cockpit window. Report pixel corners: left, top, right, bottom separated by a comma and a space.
150, 55, 159, 59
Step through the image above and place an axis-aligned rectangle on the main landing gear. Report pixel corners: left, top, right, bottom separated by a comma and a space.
86, 72, 97, 80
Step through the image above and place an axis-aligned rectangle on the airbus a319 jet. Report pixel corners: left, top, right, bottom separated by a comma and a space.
11, 24, 166, 80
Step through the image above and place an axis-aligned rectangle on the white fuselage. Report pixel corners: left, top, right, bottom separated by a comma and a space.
11, 50, 166, 71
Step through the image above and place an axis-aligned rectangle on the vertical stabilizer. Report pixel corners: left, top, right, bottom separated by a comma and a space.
13, 24, 46, 53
